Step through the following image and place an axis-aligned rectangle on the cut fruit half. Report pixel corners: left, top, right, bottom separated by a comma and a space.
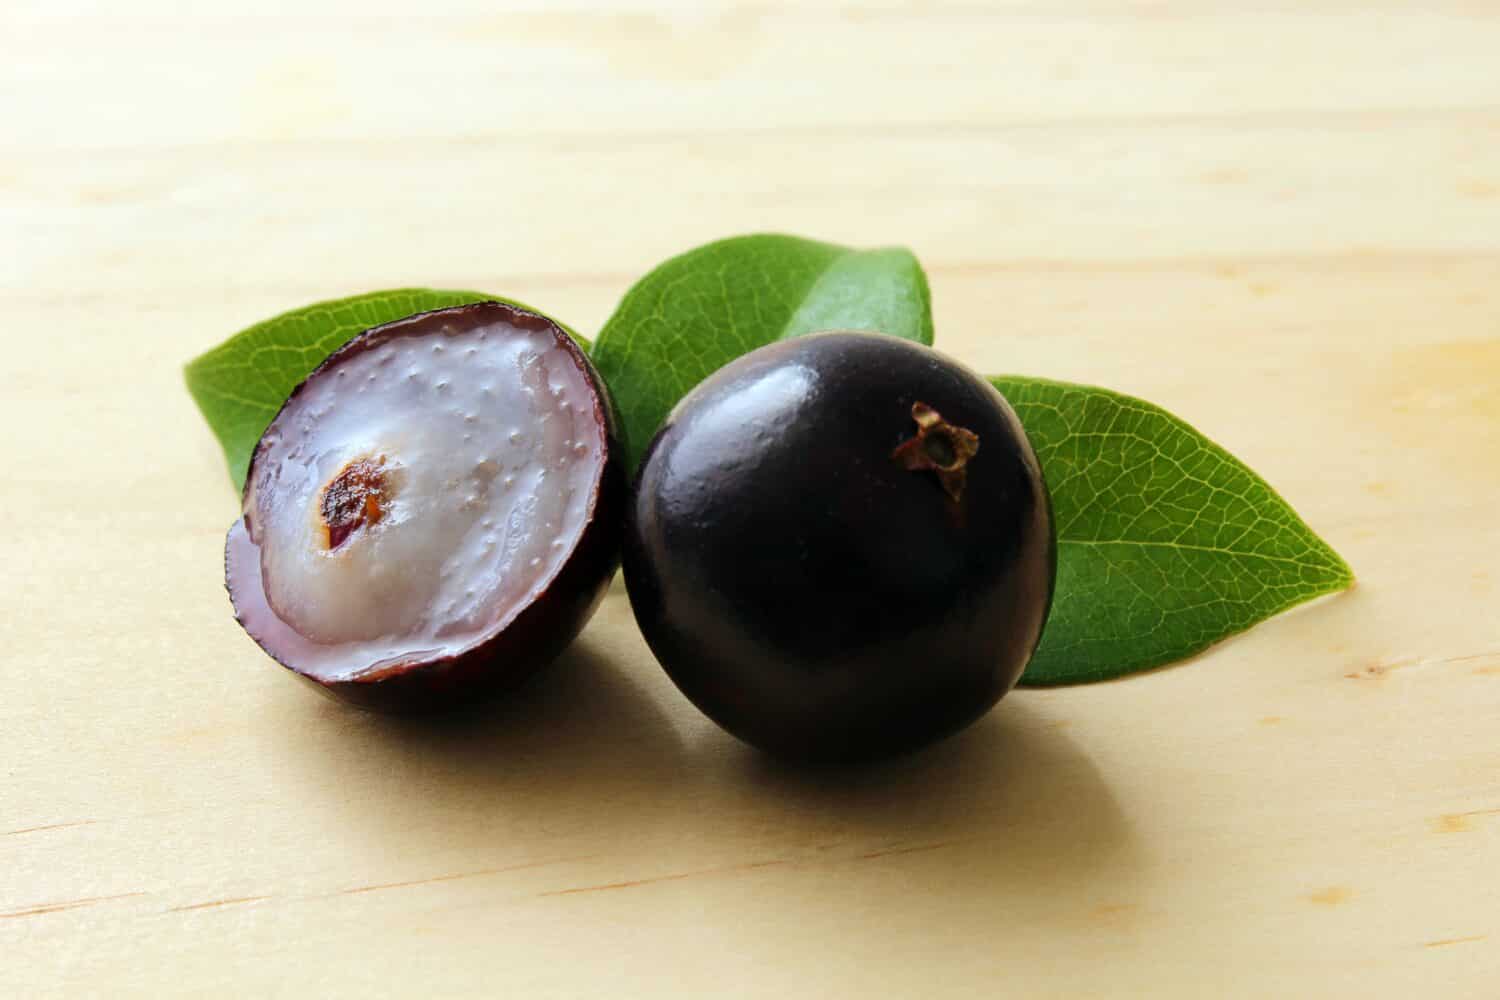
226, 301, 625, 712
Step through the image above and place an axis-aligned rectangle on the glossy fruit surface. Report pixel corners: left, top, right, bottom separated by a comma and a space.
226, 301, 625, 712
623, 331, 1055, 760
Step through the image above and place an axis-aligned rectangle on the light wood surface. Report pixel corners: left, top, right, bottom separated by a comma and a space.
5, 2, 1499, 996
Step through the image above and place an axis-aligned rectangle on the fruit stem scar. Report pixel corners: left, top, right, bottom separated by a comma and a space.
320, 455, 390, 550
891, 402, 979, 501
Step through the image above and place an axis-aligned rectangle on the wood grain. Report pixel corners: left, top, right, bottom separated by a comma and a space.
3, 1, 1498, 996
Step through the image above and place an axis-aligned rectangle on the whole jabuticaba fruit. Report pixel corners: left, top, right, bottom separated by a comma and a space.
622, 331, 1055, 761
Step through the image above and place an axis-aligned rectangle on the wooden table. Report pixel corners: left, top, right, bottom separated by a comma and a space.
5, 3, 1498, 995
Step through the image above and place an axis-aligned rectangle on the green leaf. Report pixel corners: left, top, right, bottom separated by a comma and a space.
990, 376, 1354, 685
185, 288, 583, 489
591, 234, 933, 470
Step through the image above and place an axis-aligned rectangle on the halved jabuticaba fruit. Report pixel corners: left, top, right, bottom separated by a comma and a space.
225, 302, 626, 712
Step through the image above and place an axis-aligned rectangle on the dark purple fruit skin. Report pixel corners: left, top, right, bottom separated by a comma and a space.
622, 331, 1055, 761
225, 301, 627, 714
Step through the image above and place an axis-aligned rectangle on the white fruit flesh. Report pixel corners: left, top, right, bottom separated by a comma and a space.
241, 319, 599, 680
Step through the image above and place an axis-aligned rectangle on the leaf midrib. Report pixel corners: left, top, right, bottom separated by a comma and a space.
1060, 536, 1349, 575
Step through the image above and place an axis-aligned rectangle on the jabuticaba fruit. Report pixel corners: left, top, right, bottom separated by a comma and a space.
623, 331, 1055, 761
226, 302, 625, 712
